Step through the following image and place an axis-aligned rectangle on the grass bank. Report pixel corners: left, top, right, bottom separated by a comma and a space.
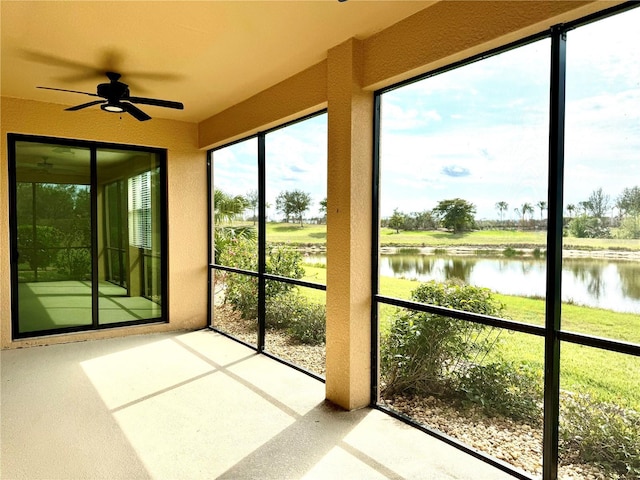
302, 264, 640, 410
261, 222, 640, 251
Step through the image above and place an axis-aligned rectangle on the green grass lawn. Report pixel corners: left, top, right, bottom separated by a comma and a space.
301, 263, 640, 409
269, 222, 639, 408
261, 222, 640, 251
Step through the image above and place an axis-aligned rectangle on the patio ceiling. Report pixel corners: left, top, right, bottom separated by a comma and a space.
1, 1, 434, 124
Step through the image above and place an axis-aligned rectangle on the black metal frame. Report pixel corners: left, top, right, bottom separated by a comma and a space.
7, 133, 169, 339
103, 179, 128, 288
370, 3, 640, 480
207, 110, 328, 382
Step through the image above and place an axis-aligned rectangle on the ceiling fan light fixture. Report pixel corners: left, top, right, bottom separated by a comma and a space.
101, 103, 125, 113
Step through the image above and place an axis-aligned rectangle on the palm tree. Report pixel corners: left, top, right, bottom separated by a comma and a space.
214, 189, 247, 222
521, 202, 534, 224
536, 201, 547, 221
213, 190, 256, 262
495, 201, 508, 225
567, 204, 576, 219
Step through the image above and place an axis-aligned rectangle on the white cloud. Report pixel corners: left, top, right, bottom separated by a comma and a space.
377, 8, 640, 219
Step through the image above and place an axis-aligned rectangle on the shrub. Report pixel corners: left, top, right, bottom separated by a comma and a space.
617, 216, 640, 239
286, 301, 325, 345
56, 247, 92, 279
218, 237, 258, 319
17, 225, 62, 270
265, 293, 325, 345
213, 223, 256, 264
380, 280, 505, 396
503, 247, 523, 257
532, 247, 544, 259
568, 215, 611, 239
219, 238, 305, 320
458, 361, 542, 422
560, 393, 640, 478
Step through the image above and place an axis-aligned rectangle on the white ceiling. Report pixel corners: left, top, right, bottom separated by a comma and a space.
1, 1, 433, 123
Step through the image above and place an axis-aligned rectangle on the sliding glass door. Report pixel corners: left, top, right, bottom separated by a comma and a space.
97, 148, 163, 325
13, 142, 93, 332
9, 136, 167, 338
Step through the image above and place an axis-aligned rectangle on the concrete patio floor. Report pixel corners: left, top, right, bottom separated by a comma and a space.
1, 329, 515, 479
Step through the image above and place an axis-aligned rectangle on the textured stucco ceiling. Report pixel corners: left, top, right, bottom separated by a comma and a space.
1, 1, 433, 123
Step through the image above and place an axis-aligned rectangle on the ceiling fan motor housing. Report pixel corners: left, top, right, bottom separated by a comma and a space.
97, 81, 129, 104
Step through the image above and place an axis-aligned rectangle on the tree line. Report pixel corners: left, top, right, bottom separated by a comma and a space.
216, 184, 640, 239
215, 188, 325, 226
383, 186, 640, 238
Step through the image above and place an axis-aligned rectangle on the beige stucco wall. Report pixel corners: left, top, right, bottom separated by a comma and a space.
0, 97, 207, 348
325, 38, 374, 410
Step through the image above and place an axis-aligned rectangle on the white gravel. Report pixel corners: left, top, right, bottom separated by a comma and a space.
213, 303, 617, 480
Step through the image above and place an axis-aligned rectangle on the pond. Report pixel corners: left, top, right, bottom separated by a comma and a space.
305, 252, 640, 314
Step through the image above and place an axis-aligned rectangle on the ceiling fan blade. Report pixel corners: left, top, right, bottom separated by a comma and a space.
65, 100, 106, 111
121, 102, 151, 121
127, 96, 184, 110
37, 86, 100, 97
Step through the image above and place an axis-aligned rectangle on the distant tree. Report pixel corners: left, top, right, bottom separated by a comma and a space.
617, 186, 640, 239
388, 208, 405, 233
536, 201, 547, 221
275, 189, 312, 226
567, 204, 576, 219
319, 197, 327, 213
578, 201, 591, 215
319, 197, 327, 221
617, 186, 640, 217
245, 189, 258, 225
586, 188, 610, 221
432, 198, 476, 233
411, 210, 436, 231
495, 201, 508, 224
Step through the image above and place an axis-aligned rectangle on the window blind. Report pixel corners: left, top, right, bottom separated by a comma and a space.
128, 171, 152, 249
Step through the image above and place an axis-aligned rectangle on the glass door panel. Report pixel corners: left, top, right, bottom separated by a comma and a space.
97, 149, 162, 324
14, 141, 93, 333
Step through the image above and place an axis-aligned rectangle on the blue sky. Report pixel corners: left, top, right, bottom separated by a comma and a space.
213, 7, 639, 222
212, 114, 327, 220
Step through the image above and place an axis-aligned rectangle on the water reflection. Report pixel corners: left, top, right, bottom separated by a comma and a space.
306, 252, 640, 314
387, 255, 435, 277
564, 260, 606, 300
617, 262, 640, 301
381, 253, 640, 313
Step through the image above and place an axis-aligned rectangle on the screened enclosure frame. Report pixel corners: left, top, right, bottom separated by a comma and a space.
207, 110, 327, 382
370, 3, 640, 480
7, 134, 169, 339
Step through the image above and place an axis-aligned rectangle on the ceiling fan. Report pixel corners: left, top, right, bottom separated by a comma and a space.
37, 157, 54, 171
34, 157, 75, 174
37, 71, 184, 121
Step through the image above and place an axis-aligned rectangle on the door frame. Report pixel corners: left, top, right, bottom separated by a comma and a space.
7, 133, 169, 339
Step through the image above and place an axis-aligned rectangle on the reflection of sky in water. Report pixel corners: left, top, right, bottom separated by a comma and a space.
305, 253, 640, 314
382, 255, 639, 314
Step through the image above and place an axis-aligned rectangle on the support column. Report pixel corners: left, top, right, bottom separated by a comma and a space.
325, 38, 373, 410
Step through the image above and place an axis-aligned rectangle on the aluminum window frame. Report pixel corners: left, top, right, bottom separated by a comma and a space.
207, 110, 328, 382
